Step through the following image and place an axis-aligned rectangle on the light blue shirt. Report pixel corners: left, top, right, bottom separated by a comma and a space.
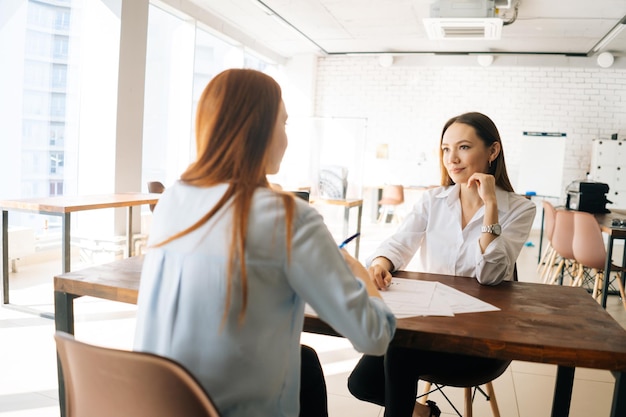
368, 184, 536, 285
134, 181, 396, 417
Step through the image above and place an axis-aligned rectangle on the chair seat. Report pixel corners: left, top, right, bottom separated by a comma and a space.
421, 359, 511, 388
418, 359, 511, 417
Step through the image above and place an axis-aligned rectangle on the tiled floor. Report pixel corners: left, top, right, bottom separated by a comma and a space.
1, 211, 625, 417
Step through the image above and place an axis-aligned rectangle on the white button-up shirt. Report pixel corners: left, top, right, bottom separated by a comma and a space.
368, 184, 536, 285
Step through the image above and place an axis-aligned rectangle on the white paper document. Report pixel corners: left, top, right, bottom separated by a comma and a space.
381, 278, 500, 318
305, 278, 500, 319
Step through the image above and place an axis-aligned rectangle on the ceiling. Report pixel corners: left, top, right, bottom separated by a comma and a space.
187, 0, 626, 60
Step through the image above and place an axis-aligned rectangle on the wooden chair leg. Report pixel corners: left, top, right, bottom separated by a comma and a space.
419, 381, 431, 405
541, 250, 558, 283
485, 382, 501, 417
537, 244, 553, 273
592, 271, 603, 302
571, 265, 584, 287
548, 259, 565, 285
464, 387, 473, 417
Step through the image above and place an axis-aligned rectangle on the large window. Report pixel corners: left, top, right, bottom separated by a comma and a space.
1, 0, 280, 237
142, 4, 277, 189
0, 0, 121, 234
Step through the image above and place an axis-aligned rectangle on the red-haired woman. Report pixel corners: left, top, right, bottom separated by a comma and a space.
134, 69, 396, 417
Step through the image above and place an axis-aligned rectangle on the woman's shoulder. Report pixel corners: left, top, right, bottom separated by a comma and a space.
508, 191, 536, 206
501, 189, 537, 215
253, 188, 317, 217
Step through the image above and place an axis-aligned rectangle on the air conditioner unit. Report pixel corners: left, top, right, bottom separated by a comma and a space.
423, 17, 503, 40
424, 0, 503, 40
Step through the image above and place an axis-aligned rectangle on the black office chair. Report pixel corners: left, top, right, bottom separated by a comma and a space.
417, 359, 511, 417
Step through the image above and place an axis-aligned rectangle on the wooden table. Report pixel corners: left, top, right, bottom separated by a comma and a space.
594, 209, 626, 307
311, 198, 363, 257
53, 256, 626, 417
1, 193, 160, 305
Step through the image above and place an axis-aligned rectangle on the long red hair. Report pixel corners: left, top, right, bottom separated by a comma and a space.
154, 69, 295, 324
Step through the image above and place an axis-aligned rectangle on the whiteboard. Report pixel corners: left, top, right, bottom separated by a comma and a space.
515, 132, 566, 197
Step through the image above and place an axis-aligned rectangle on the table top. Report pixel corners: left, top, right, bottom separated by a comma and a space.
596, 208, 626, 238
0, 193, 161, 214
53, 256, 626, 372
308, 270, 626, 371
310, 198, 363, 208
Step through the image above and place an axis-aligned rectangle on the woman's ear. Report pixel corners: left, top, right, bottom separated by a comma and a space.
490, 142, 501, 162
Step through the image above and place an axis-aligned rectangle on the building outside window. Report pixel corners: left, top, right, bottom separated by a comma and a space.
1, 0, 278, 239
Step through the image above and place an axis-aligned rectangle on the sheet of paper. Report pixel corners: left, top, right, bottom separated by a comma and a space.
305, 277, 500, 319
381, 279, 453, 317
432, 282, 501, 314
381, 278, 500, 318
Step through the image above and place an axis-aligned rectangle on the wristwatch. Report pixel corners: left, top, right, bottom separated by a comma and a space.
481, 223, 501, 236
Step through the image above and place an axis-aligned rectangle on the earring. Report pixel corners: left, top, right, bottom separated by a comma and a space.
489, 159, 492, 168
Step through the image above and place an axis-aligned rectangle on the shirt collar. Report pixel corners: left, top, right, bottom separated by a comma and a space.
436, 183, 511, 213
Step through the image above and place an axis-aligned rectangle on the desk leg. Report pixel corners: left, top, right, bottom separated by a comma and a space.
538, 206, 545, 264
2, 210, 8, 304
611, 371, 626, 417
551, 366, 574, 417
62, 213, 70, 273
55, 290, 76, 417
602, 237, 615, 308
622, 243, 626, 296
355, 204, 362, 259
343, 206, 349, 239
126, 206, 133, 258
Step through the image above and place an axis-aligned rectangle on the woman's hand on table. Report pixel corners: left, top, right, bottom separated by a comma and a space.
368, 258, 393, 291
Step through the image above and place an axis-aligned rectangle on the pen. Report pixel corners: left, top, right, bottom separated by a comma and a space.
338, 232, 361, 249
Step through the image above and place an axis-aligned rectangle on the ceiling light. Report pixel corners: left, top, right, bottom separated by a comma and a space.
477, 54, 494, 66
379, 55, 394, 67
423, 18, 503, 40
597, 52, 614, 68
591, 17, 626, 53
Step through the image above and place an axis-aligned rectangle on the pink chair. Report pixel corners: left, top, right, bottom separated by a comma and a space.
55, 331, 223, 417
571, 211, 626, 309
544, 210, 578, 285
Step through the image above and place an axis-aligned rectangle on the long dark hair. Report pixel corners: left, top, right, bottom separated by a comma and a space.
439, 112, 514, 192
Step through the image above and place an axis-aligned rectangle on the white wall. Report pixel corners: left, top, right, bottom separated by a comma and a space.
313, 56, 626, 205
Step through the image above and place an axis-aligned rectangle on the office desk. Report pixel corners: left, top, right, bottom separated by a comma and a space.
311, 198, 363, 257
594, 209, 626, 307
54, 256, 626, 417
1, 193, 160, 305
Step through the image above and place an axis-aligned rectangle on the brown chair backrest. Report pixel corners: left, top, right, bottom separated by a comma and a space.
54, 331, 222, 417
379, 185, 404, 205
147, 181, 165, 212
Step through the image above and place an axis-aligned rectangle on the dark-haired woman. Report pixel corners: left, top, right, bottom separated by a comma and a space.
348, 112, 535, 417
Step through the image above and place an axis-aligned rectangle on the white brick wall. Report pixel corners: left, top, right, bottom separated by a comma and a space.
313, 56, 626, 202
